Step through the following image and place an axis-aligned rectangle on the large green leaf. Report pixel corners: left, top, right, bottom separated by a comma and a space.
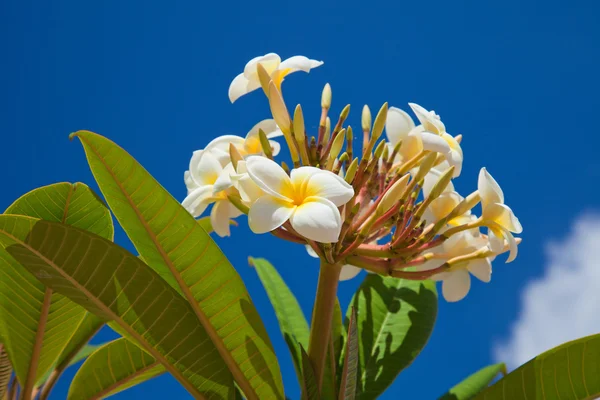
69, 338, 165, 399
250, 257, 309, 383
0, 182, 113, 395
439, 363, 505, 400
338, 307, 358, 400
349, 274, 437, 399
72, 130, 283, 399
475, 333, 600, 400
0, 215, 234, 399
301, 346, 320, 400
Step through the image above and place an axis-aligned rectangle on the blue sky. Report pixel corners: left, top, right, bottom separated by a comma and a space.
1, 0, 600, 398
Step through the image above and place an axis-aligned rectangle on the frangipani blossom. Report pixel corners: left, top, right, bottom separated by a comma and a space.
305, 245, 361, 281
419, 228, 492, 302
245, 156, 354, 243
182, 152, 242, 237
478, 168, 522, 262
228, 53, 323, 103
201, 119, 284, 165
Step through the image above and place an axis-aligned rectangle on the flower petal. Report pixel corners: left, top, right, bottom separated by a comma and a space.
213, 163, 236, 194
419, 131, 451, 155
278, 56, 323, 74
244, 53, 281, 78
248, 195, 295, 234
204, 135, 246, 155
478, 168, 504, 207
408, 103, 446, 134
184, 170, 195, 193
339, 265, 361, 281
246, 119, 283, 140
468, 258, 492, 283
441, 269, 471, 302
305, 171, 355, 207
189, 151, 223, 187
228, 73, 251, 103
290, 197, 342, 243
485, 203, 523, 234
182, 186, 213, 218
305, 244, 319, 258
211, 201, 232, 237
246, 156, 293, 201
428, 192, 462, 222
386, 107, 415, 145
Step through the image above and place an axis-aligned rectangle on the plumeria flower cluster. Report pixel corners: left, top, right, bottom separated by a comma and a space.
182, 52, 523, 302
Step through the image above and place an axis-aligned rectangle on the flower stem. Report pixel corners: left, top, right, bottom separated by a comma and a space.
307, 259, 342, 392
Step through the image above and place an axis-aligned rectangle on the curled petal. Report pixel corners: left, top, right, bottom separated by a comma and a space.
246, 119, 284, 140
246, 156, 293, 201
213, 163, 236, 194
305, 244, 319, 258
305, 171, 355, 207
233, 174, 264, 206
228, 73, 261, 103
339, 265, 361, 281
419, 131, 451, 154
279, 56, 323, 74
205, 135, 246, 155
182, 186, 213, 218
441, 269, 471, 302
428, 192, 463, 222
442, 133, 463, 177
408, 102, 446, 134
478, 168, 504, 208
184, 171, 195, 193
211, 201, 233, 237
385, 107, 415, 146
244, 53, 281, 78
485, 203, 522, 234
189, 151, 223, 187
468, 258, 492, 283
248, 195, 295, 234
269, 140, 281, 157
290, 197, 342, 243
488, 224, 519, 263
290, 166, 323, 187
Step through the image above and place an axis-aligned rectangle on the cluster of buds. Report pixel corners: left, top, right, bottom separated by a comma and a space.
183, 53, 523, 302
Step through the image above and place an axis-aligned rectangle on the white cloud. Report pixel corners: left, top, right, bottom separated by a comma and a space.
495, 214, 600, 370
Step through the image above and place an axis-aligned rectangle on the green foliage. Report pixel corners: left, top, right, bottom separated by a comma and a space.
72, 130, 283, 399
349, 274, 438, 400
0, 344, 12, 398
476, 333, 600, 400
0, 215, 234, 399
301, 346, 320, 400
0, 182, 112, 394
69, 338, 165, 400
439, 363, 506, 399
338, 307, 359, 400
250, 257, 309, 384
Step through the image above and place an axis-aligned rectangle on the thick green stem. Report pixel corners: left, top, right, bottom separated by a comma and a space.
307, 260, 341, 392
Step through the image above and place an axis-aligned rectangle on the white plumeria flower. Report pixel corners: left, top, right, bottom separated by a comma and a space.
228, 53, 324, 103
182, 152, 242, 237
418, 227, 492, 302
385, 104, 463, 177
229, 160, 266, 207
305, 245, 362, 281
478, 168, 522, 263
245, 156, 354, 243
200, 119, 284, 165
421, 166, 472, 226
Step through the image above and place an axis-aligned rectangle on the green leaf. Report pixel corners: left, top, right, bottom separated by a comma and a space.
301, 346, 320, 400
321, 299, 343, 400
0, 344, 12, 399
338, 307, 358, 400
475, 333, 600, 400
72, 130, 283, 399
250, 257, 309, 383
350, 274, 437, 399
68, 338, 165, 400
439, 363, 506, 400
1, 182, 113, 394
0, 215, 234, 399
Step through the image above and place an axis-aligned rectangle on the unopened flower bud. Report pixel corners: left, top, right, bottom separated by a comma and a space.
362, 105, 372, 132
339, 104, 351, 124
377, 174, 410, 215
374, 139, 386, 159
345, 158, 358, 183
293, 104, 306, 144
268, 82, 291, 136
258, 129, 273, 159
329, 128, 346, 160
371, 103, 388, 142
323, 117, 331, 144
280, 161, 290, 174
256, 63, 271, 95
454, 134, 462, 144
321, 83, 332, 109
413, 153, 438, 182
427, 166, 455, 201
229, 143, 243, 170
